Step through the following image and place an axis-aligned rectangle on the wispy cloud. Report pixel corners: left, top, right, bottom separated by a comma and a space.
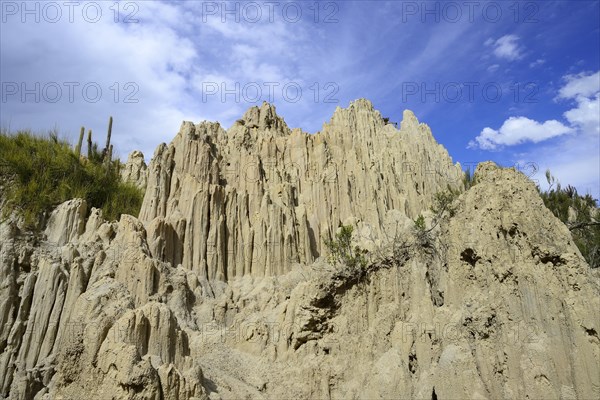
486, 34, 524, 61
529, 59, 546, 68
0, 1, 202, 158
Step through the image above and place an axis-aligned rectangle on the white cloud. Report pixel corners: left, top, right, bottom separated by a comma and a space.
486, 34, 524, 61
557, 71, 600, 135
471, 70, 600, 150
0, 1, 319, 159
0, 1, 203, 159
564, 94, 600, 134
470, 70, 600, 199
469, 117, 573, 150
487, 64, 500, 73
557, 71, 600, 99
529, 59, 546, 68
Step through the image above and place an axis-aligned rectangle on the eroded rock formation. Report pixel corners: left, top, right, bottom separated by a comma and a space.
121, 150, 148, 190
0, 100, 598, 399
139, 100, 463, 280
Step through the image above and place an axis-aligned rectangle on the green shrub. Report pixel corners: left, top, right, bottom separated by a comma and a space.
412, 213, 434, 250
324, 224, 368, 269
0, 129, 143, 228
539, 170, 599, 268
431, 187, 460, 218
414, 214, 426, 231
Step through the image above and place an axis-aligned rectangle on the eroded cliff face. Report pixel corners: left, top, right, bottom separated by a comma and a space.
0, 203, 204, 400
139, 99, 463, 280
0, 100, 598, 400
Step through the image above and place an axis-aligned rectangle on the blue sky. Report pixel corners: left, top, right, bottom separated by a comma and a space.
1, 0, 599, 198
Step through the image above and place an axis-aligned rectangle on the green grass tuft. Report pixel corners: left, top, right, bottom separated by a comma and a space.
0, 129, 143, 229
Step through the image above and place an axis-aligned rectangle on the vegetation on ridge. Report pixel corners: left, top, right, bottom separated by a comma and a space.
0, 122, 143, 229
327, 169, 599, 271
539, 170, 599, 268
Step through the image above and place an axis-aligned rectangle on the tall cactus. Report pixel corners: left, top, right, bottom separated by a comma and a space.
104, 116, 113, 161
105, 144, 114, 172
75, 126, 84, 159
87, 129, 93, 159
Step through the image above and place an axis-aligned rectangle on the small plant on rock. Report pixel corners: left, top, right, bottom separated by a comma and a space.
431, 187, 460, 218
324, 224, 368, 270
414, 214, 426, 231
412, 214, 434, 250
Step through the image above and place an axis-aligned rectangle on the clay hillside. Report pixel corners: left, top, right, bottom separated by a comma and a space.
0, 99, 599, 399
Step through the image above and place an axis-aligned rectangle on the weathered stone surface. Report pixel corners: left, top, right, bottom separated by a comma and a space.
121, 150, 148, 190
0, 208, 206, 399
189, 162, 599, 400
139, 99, 463, 281
44, 198, 87, 246
0, 100, 598, 399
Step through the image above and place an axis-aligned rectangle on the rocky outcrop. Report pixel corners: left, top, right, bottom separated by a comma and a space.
0, 204, 205, 399
0, 100, 598, 399
121, 150, 148, 190
44, 199, 87, 246
139, 100, 463, 280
